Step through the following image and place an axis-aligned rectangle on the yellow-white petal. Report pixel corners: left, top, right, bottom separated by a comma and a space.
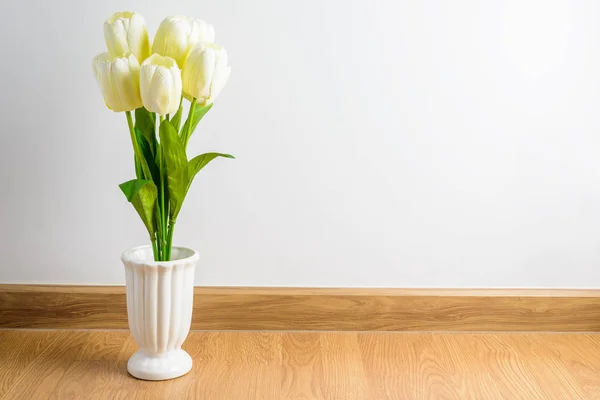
208, 48, 230, 103
182, 43, 230, 105
92, 53, 143, 112
104, 11, 151, 62
140, 54, 182, 115
152, 16, 215, 67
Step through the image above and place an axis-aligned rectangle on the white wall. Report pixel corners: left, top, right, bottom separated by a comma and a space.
1, 0, 599, 287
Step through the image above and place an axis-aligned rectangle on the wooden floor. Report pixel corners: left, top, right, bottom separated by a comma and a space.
0, 330, 599, 399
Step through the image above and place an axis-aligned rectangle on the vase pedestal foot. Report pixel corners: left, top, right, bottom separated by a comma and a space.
127, 349, 192, 381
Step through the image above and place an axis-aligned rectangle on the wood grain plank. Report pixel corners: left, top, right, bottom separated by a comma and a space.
2, 332, 96, 400
437, 334, 510, 399
0, 285, 128, 329
573, 334, 600, 398
357, 332, 416, 399
358, 333, 561, 400
281, 332, 324, 399
188, 331, 282, 400
2, 285, 600, 331
507, 333, 600, 399
317, 332, 366, 400
405, 333, 467, 400
0, 330, 64, 398
48, 360, 129, 400
76, 331, 130, 362
441, 334, 549, 399
192, 288, 600, 331
502, 334, 591, 399
5, 285, 599, 297
0, 330, 599, 398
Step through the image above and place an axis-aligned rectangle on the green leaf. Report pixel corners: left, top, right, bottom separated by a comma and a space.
187, 153, 235, 194
134, 108, 156, 154
135, 128, 160, 184
170, 101, 184, 132
159, 120, 189, 221
119, 179, 158, 239
180, 102, 213, 144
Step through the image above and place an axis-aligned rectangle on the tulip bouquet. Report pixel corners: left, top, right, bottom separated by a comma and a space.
92, 12, 232, 262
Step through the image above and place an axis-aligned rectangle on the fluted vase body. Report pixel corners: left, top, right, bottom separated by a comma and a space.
121, 245, 198, 380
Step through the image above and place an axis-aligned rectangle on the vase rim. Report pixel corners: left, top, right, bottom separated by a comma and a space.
121, 245, 199, 266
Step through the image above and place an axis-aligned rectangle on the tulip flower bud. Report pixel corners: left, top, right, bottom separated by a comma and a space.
140, 54, 182, 116
104, 11, 151, 63
152, 16, 215, 67
182, 43, 230, 105
92, 53, 143, 112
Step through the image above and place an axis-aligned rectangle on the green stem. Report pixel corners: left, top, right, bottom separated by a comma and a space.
164, 209, 170, 260
125, 111, 151, 180
183, 98, 197, 150
166, 222, 175, 260
157, 116, 168, 261
159, 152, 165, 240
157, 228, 163, 261
134, 157, 142, 180
151, 238, 158, 261
158, 114, 170, 259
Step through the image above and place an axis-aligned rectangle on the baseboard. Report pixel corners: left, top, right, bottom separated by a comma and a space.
1, 285, 599, 331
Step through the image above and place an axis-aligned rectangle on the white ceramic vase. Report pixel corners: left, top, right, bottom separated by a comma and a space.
121, 245, 199, 381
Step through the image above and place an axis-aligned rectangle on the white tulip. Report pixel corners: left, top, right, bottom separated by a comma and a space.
152, 16, 215, 67
92, 53, 143, 112
182, 43, 230, 105
104, 11, 151, 63
140, 54, 182, 116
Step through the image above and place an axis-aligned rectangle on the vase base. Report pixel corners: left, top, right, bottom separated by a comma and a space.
127, 349, 192, 381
